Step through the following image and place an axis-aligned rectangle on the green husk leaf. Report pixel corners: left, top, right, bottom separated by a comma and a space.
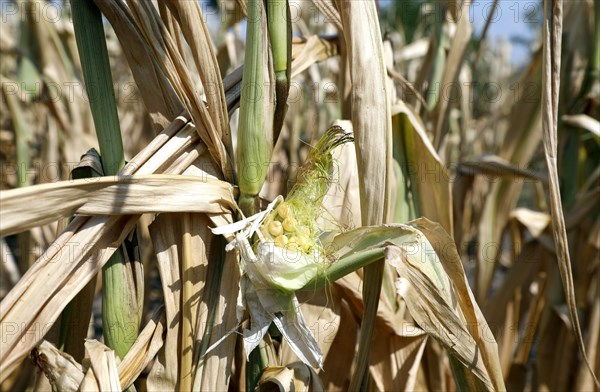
266, 0, 291, 143
237, 0, 273, 216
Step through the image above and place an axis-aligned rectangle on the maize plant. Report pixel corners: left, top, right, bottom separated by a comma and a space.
0, 0, 598, 391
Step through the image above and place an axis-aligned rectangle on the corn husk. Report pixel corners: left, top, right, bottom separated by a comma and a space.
211, 128, 353, 368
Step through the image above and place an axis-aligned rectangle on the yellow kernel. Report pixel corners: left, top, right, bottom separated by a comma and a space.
274, 235, 288, 247
282, 217, 297, 232
287, 236, 300, 250
298, 226, 311, 237
287, 235, 310, 252
277, 202, 291, 219
296, 236, 309, 250
268, 221, 283, 237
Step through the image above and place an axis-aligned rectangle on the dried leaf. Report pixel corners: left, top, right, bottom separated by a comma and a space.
541, 0, 598, 385
562, 114, 600, 137
118, 308, 166, 389
0, 117, 229, 380
80, 340, 121, 392
432, 0, 472, 148
476, 54, 543, 300
257, 362, 324, 391
147, 213, 210, 390
369, 328, 428, 391
392, 101, 453, 234
0, 175, 235, 237
460, 154, 548, 183
327, 220, 505, 390
386, 223, 504, 390
31, 341, 84, 392
334, 0, 391, 387
161, 0, 232, 155
291, 35, 339, 78
509, 208, 551, 238
0, 214, 138, 379
93, 0, 184, 130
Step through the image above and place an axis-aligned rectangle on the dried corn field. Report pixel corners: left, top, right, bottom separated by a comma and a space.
0, 0, 599, 391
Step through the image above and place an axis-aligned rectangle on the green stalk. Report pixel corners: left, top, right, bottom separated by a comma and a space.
246, 339, 268, 392
237, 0, 272, 216
266, 0, 287, 77
2, 84, 30, 188
18, 7, 41, 102
70, 0, 124, 175
427, 11, 447, 113
238, 0, 274, 382
266, 0, 291, 142
301, 248, 384, 291
3, 76, 34, 272
70, 0, 140, 360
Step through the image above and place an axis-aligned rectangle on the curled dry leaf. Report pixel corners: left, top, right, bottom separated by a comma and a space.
257, 362, 325, 392
385, 232, 503, 390
561, 114, 600, 137
291, 35, 339, 78
30, 308, 167, 391
31, 341, 84, 392
326, 219, 505, 390
509, 208, 552, 238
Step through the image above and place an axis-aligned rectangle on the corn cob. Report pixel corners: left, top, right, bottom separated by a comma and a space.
257, 126, 353, 257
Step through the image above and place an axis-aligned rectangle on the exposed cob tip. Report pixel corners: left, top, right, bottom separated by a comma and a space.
257, 126, 353, 257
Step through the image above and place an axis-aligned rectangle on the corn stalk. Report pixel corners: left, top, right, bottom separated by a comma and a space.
70, 0, 141, 360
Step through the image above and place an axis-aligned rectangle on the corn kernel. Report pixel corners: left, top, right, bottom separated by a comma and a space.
287, 236, 300, 250
296, 235, 309, 250
282, 217, 297, 232
277, 202, 291, 219
268, 221, 283, 237
287, 235, 309, 252
298, 226, 310, 237
274, 235, 288, 247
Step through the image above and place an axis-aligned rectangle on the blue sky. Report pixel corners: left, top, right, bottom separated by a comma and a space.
469, 0, 539, 65
380, 0, 539, 66
0, 0, 539, 66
